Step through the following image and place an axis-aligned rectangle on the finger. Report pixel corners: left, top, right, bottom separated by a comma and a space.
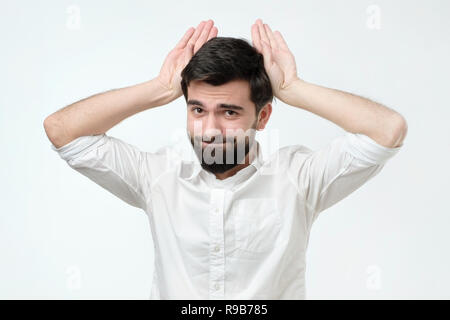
251, 23, 262, 53
256, 19, 270, 49
183, 41, 195, 65
175, 27, 195, 49
260, 39, 272, 69
188, 20, 207, 47
274, 30, 289, 50
207, 26, 218, 41
264, 23, 277, 50
183, 22, 206, 63
195, 19, 214, 52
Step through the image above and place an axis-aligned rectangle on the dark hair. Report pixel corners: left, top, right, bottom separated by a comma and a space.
181, 37, 273, 116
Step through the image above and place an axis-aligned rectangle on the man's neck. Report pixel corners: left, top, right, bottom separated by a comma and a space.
214, 142, 258, 180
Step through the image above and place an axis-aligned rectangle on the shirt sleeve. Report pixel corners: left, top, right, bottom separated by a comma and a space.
51, 133, 167, 212
287, 131, 403, 226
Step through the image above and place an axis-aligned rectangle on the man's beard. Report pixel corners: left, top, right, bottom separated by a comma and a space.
188, 122, 258, 174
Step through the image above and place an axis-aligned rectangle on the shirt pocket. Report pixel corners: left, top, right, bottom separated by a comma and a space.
232, 198, 282, 253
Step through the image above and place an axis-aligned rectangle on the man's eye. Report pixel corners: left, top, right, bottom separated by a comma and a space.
192, 107, 202, 114
225, 110, 237, 116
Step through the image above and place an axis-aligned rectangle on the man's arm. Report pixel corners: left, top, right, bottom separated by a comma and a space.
44, 20, 218, 148
251, 18, 408, 147
43, 79, 173, 148
252, 19, 407, 225
279, 79, 408, 148
44, 21, 218, 211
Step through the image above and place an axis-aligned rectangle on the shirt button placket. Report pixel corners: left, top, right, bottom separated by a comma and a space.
209, 188, 225, 299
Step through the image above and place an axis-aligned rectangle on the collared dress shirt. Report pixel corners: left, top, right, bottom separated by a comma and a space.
51, 131, 402, 299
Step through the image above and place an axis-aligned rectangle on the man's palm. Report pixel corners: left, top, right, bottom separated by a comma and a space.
157, 20, 218, 101
251, 19, 300, 105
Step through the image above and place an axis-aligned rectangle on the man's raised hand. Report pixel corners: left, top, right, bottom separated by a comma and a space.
156, 20, 218, 102
251, 18, 301, 106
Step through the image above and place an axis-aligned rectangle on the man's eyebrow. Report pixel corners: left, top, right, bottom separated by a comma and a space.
187, 99, 245, 111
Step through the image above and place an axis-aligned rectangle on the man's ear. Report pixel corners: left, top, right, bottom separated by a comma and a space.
257, 103, 272, 131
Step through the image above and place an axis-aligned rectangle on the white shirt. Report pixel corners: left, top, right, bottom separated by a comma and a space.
51, 131, 402, 299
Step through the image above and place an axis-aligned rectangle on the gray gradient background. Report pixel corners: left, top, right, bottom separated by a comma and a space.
1, 0, 449, 299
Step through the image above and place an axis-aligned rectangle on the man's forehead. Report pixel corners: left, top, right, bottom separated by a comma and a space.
187, 79, 251, 108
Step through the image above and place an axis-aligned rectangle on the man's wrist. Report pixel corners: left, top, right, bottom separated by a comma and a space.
278, 77, 308, 108
139, 78, 178, 109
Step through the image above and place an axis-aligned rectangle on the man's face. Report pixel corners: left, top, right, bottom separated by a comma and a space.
186, 79, 270, 174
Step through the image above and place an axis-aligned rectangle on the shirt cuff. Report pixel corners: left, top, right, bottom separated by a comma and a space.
50, 134, 106, 161
343, 132, 402, 165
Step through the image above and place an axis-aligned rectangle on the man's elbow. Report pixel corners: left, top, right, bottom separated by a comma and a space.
389, 114, 408, 148
43, 114, 67, 148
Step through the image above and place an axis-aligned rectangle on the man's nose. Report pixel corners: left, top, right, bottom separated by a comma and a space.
203, 115, 222, 142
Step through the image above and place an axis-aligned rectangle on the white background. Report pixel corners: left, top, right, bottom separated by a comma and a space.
1, 0, 449, 299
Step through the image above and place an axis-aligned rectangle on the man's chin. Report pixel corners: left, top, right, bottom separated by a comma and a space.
200, 162, 239, 174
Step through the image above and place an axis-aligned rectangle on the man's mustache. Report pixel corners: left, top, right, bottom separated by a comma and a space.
193, 136, 240, 144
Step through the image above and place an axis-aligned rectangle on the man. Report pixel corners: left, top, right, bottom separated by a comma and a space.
43, 18, 407, 299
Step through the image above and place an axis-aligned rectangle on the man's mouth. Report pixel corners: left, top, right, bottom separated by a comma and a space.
202, 141, 225, 146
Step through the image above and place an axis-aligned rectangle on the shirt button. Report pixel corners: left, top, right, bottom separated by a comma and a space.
214, 245, 220, 252
214, 208, 219, 214
214, 283, 220, 290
